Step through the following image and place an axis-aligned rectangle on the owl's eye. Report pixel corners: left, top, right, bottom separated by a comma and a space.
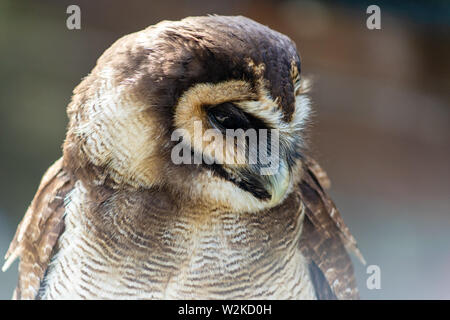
207, 102, 266, 132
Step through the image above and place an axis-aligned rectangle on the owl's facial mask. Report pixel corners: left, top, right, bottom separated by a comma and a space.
172, 86, 305, 204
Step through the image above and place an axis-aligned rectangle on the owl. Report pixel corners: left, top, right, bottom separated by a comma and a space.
3, 15, 364, 299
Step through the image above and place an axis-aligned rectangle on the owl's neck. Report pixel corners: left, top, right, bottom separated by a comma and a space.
41, 178, 315, 299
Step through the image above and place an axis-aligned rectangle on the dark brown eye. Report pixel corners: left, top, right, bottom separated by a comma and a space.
207, 102, 267, 132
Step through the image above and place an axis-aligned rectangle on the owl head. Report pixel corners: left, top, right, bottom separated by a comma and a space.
63, 15, 312, 213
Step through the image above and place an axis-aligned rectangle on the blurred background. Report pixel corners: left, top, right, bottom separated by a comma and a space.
0, 0, 449, 299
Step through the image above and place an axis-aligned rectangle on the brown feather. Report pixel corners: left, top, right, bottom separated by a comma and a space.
298, 156, 364, 299
3, 158, 73, 299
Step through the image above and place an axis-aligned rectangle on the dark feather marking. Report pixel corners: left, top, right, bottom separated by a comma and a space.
308, 259, 337, 300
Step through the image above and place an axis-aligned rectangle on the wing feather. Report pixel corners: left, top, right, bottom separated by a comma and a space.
2, 158, 73, 299
299, 156, 365, 300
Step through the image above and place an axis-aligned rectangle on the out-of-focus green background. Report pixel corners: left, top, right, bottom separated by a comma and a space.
0, 0, 449, 299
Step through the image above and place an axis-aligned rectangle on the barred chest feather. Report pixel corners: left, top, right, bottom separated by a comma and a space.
38, 180, 316, 299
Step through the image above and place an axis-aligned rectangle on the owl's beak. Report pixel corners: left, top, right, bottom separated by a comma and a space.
264, 159, 291, 205
226, 134, 292, 204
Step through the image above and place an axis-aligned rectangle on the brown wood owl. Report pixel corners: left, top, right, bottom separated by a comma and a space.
3, 15, 364, 299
